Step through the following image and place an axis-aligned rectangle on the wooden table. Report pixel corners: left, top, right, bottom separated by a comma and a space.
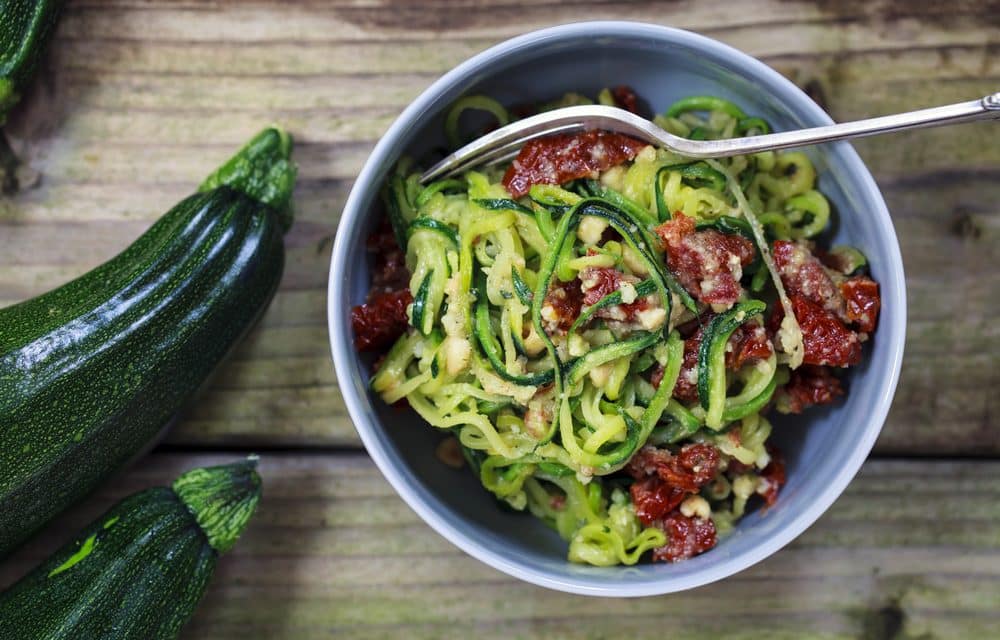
2, 1, 998, 637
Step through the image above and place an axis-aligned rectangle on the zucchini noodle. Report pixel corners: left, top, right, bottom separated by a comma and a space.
361, 90, 873, 566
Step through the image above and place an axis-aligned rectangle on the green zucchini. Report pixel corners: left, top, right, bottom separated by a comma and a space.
411, 269, 435, 335
826, 244, 869, 276
563, 330, 659, 388
0, 0, 61, 123
586, 407, 643, 471
0, 458, 262, 639
662, 400, 703, 441
474, 272, 554, 386
415, 178, 466, 208
510, 266, 533, 306
1, 0, 62, 192
687, 126, 708, 140
578, 179, 657, 228
653, 161, 730, 221
665, 95, 746, 119
474, 197, 535, 216
384, 168, 419, 250
408, 216, 459, 246
737, 117, 771, 135
696, 300, 767, 430
637, 331, 683, 434
0, 126, 296, 557
537, 461, 575, 477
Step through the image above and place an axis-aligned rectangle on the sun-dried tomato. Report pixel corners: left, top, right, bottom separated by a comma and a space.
649, 363, 665, 390
502, 131, 647, 197
581, 266, 625, 305
840, 276, 880, 334
726, 321, 774, 369
367, 218, 399, 253
630, 476, 687, 526
366, 220, 410, 292
669, 328, 703, 403
780, 364, 844, 413
351, 289, 413, 352
626, 444, 675, 478
726, 458, 754, 476
550, 493, 566, 511
541, 277, 584, 333
611, 86, 639, 114
580, 266, 649, 322
654, 214, 756, 306
651, 511, 718, 563
655, 212, 697, 243
757, 447, 786, 508
789, 295, 862, 367
663, 443, 721, 490
772, 240, 844, 316
626, 444, 720, 526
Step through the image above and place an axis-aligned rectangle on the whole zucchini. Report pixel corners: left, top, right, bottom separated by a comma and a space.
0, 457, 262, 639
1, 0, 62, 123
0, 126, 296, 557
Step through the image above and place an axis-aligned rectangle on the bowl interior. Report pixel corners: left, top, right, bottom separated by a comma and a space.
330, 23, 905, 595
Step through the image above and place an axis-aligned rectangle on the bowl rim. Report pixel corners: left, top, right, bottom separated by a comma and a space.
328, 20, 907, 597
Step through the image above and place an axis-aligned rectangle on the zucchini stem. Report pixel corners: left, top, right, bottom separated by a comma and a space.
173, 456, 263, 554
198, 127, 298, 232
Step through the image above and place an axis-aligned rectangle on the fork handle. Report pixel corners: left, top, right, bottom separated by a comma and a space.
673, 92, 1000, 159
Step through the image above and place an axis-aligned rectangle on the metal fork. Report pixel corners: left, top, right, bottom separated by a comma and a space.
420, 92, 1000, 183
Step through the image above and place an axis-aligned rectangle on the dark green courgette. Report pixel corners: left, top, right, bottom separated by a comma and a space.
1, 0, 62, 192
0, 126, 296, 557
0, 0, 61, 123
0, 458, 262, 640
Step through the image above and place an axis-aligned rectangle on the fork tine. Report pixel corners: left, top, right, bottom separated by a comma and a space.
424, 123, 586, 182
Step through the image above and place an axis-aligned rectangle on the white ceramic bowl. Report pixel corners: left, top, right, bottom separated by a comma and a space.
328, 21, 906, 596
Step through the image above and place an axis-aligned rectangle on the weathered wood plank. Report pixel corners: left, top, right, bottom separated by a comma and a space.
1, 453, 998, 639
53, 0, 1000, 49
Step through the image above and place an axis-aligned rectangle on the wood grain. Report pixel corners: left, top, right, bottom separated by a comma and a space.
3, 3, 999, 637
2, 453, 998, 639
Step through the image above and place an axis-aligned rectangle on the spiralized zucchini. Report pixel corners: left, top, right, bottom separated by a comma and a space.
368, 92, 843, 566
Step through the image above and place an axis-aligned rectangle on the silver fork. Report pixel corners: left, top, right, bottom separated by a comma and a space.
420, 92, 1000, 183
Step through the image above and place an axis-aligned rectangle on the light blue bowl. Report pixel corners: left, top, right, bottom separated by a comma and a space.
328, 21, 906, 596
